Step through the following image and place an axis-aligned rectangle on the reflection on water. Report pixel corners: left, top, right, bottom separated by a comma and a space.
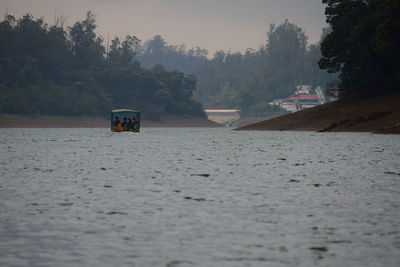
0, 128, 400, 267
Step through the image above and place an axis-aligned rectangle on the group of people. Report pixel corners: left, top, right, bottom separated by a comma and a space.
113, 116, 138, 131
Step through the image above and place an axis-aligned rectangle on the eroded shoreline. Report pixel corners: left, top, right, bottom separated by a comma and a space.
236, 93, 400, 134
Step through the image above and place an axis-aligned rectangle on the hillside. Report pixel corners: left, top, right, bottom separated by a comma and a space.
236, 93, 400, 134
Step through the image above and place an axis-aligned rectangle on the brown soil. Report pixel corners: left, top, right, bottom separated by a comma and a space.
0, 114, 221, 128
236, 93, 400, 134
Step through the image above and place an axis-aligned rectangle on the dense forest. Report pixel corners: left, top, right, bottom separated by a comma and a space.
135, 0, 400, 111
0, 12, 204, 119
2, 0, 397, 119
0, 12, 336, 118
319, 0, 400, 98
136, 22, 336, 115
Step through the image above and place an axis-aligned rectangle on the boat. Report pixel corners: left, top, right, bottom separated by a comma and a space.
111, 109, 141, 132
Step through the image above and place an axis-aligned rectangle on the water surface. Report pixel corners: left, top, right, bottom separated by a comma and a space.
1, 128, 399, 266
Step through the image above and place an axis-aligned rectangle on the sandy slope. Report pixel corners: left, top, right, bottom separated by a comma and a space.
236, 93, 400, 134
0, 114, 221, 128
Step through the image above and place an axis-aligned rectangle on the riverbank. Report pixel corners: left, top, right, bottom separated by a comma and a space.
0, 114, 221, 128
236, 93, 400, 134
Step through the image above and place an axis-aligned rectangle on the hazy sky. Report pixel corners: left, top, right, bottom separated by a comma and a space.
0, 0, 328, 55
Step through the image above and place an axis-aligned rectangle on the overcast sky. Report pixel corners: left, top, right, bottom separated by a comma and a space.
0, 0, 328, 55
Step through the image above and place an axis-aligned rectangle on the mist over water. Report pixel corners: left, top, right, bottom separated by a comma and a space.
1, 128, 400, 266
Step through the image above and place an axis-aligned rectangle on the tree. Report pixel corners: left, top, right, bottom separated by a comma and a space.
136, 35, 208, 74
0, 13, 205, 118
69, 11, 104, 70
194, 20, 314, 114
304, 28, 338, 88
108, 35, 140, 66
265, 20, 308, 96
319, 0, 400, 97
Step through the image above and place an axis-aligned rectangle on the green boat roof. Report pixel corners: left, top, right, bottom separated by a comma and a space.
112, 109, 140, 113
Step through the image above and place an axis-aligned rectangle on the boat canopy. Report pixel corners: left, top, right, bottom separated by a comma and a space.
112, 109, 140, 113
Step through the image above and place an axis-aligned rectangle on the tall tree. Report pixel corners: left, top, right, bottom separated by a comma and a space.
304, 27, 338, 88
108, 35, 140, 66
69, 11, 104, 70
265, 20, 308, 96
319, 0, 400, 97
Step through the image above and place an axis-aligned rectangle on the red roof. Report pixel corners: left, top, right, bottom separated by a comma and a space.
288, 94, 320, 100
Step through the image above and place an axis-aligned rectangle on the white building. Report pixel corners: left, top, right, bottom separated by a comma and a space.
270, 85, 324, 113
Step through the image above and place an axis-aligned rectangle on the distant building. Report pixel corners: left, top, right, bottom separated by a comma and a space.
328, 85, 340, 100
270, 85, 326, 113
280, 101, 298, 112
315, 86, 326, 102
296, 85, 312, 94
288, 94, 320, 100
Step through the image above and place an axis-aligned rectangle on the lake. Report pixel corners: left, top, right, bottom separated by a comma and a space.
1, 128, 399, 267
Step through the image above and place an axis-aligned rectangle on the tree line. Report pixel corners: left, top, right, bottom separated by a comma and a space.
0, 12, 204, 119
2, 1, 397, 119
136, 21, 336, 116
135, 0, 400, 113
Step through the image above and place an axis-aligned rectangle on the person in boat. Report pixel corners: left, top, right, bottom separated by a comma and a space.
113, 116, 124, 131
127, 118, 133, 130
114, 116, 120, 127
132, 116, 137, 130
122, 117, 129, 131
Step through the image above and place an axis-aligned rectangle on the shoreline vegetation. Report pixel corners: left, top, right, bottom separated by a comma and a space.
0, 13, 338, 122
2, 93, 399, 133
1, 2, 399, 132
0, 114, 221, 128
236, 93, 400, 134
0, 13, 205, 120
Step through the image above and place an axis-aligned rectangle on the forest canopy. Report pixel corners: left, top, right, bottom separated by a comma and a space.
135, 21, 336, 115
0, 12, 204, 119
319, 0, 400, 97
1, 1, 397, 119
0, 10, 338, 119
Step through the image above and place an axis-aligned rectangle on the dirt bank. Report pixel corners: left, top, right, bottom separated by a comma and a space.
236, 93, 400, 134
0, 114, 221, 128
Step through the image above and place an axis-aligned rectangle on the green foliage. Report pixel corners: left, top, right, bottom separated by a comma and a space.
69, 11, 105, 70
108, 35, 140, 67
319, 0, 400, 97
126, 22, 336, 115
193, 21, 336, 113
266, 20, 308, 89
0, 13, 205, 119
137, 35, 208, 74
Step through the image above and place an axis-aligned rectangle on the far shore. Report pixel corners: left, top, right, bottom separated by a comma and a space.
3, 93, 399, 133
0, 114, 221, 128
236, 93, 400, 134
